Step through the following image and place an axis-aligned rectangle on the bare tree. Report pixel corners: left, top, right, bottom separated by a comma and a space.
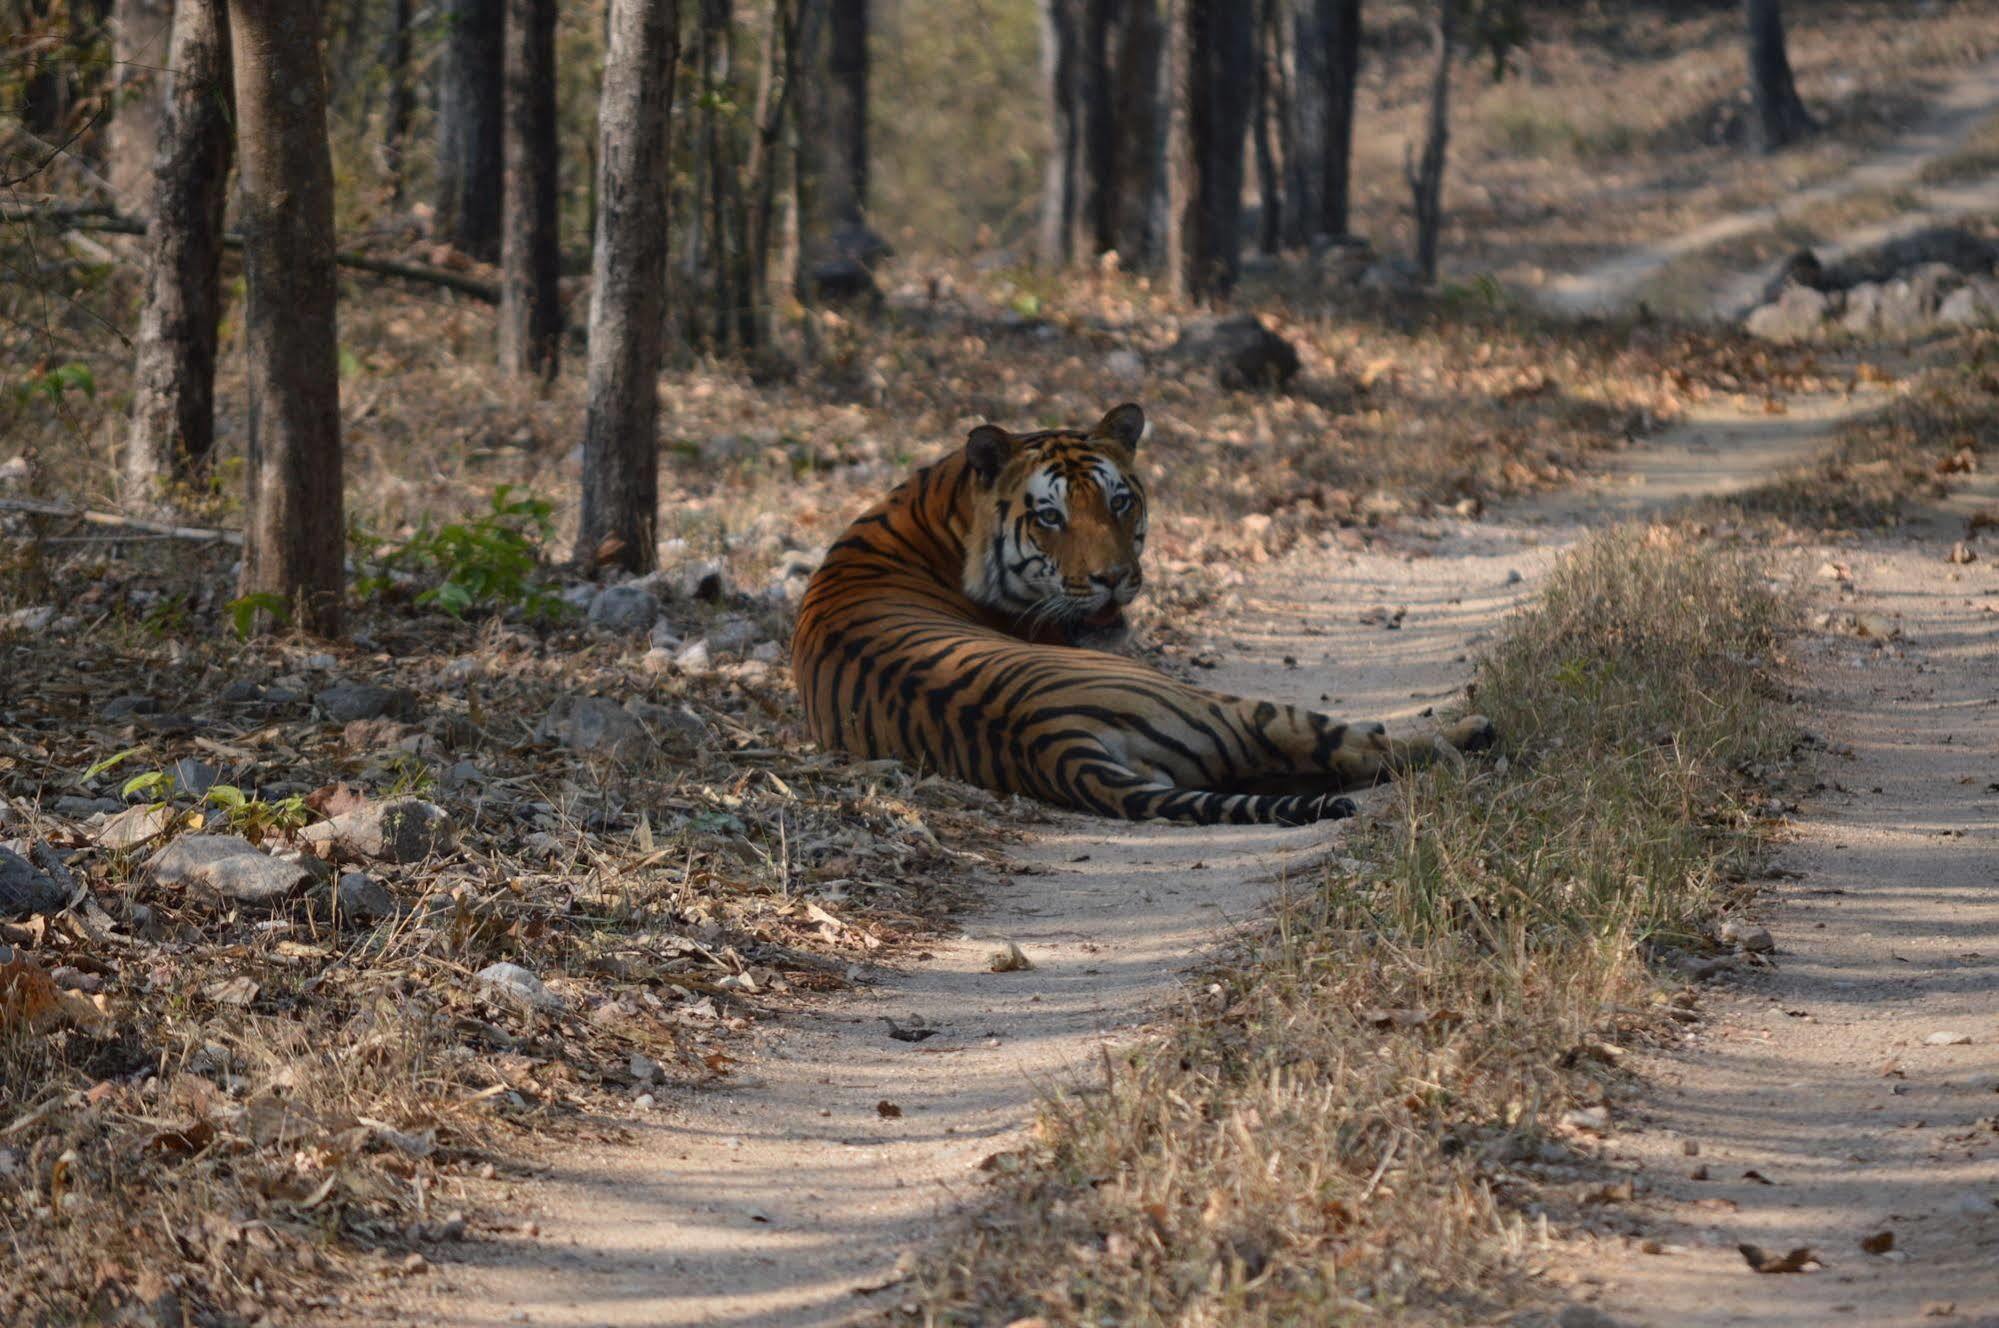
106, 0, 173, 214
123, 0, 232, 506
437, 0, 503, 260
499, 0, 560, 378
1037, 0, 1080, 266
1745, 0, 1812, 153
1406, 0, 1451, 283
576, 0, 678, 573
229, 0, 345, 635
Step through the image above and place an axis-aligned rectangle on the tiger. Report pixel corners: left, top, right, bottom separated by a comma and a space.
791, 403, 1494, 825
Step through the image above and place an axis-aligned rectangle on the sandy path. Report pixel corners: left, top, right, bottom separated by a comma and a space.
371, 388, 1880, 1328
1552, 472, 1999, 1328
1533, 57, 1999, 318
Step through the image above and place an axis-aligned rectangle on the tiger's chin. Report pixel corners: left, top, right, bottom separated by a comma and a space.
1063, 603, 1131, 652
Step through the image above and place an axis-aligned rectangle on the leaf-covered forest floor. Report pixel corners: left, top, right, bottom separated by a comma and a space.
5, 5, 1999, 1325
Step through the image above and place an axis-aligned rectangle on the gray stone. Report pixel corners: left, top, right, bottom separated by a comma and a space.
300, 797, 456, 864
473, 961, 561, 1011
1840, 281, 1885, 334
1719, 919, 1774, 953
750, 641, 782, 664
707, 615, 760, 655
51, 795, 123, 818
0, 847, 66, 918
217, 680, 266, 705
99, 695, 160, 720
147, 835, 315, 906
1171, 314, 1301, 389
536, 695, 647, 758
168, 757, 220, 798
673, 638, 712, 672
4, 606, 55, 632
336, 871, 397, 922
1104, 348, 1145, 384
1940, 277, 1999, 327
628, 700, 709, 749
316, 683, 418, 725
1745, 284, 1834, 340
587, 584, 660, 633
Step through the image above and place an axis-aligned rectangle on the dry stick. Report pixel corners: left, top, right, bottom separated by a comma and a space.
0, 205, 502, 303
0, 496, 243, 545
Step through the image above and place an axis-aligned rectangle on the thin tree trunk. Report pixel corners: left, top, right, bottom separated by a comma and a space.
1078, 0, 1117, 257
826, 0, 867, 231
752, 0, 811, 320
1112, 0, 1162, 268
437, 0, 504, 260
1281, 0, 1320, 249
499, 0, 560, 378
1406, 0, 1451, 284
1161, 0, 1191, 298
124, 0, 232, 506
1251, 0, 1283, 255
228, 0, 345, 636
1319, 0, 1359, 239
383, 0, 414, 203
1037, 0, 1079, 266
107, 0, 173, 216
1746, 0, 1812, 153
576, 0, 678, 574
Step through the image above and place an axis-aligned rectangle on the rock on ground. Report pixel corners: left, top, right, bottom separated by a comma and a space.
0, 847, 66, 918
1171, 314, 1301, 390
301, 798, 456, 864
146, 835, 315, 907
587, 584, 660, 633
316, 683, 419, 725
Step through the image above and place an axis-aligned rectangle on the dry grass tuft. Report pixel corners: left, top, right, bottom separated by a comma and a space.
910, 526, 1799, 1326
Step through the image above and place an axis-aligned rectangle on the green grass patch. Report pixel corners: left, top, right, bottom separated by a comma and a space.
911, 526, 1797, 1325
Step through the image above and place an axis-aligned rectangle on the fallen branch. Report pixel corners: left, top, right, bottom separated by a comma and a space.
0, 204, 502, 303
0, 497, 243, 546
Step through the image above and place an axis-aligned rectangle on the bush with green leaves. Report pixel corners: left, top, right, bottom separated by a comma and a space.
354, 485, 568, 620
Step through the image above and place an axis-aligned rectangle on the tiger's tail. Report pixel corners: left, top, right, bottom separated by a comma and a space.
1089, 779, 1358, 826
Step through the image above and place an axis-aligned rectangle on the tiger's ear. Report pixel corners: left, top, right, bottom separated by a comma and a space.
965, 424, 1014, 485
1094, 403, 1146, 453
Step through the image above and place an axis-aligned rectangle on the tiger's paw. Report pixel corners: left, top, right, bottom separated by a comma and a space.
1447, 714, 1496, 752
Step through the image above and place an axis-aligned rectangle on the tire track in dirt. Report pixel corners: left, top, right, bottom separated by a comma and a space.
371, 389, 1880, 1328
1544, 470, 1999, 1328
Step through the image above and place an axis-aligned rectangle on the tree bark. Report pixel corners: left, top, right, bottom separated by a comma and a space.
826, 0, 868, 232
1111, 0, 1163, 267
437, 0, 504, 261
1406, 0, 1450, 283
1169, 0, 1251, 298
228, 0, 344, 636
1037, 0, 1080, 266
1319, 0, 1360, 240
383, 0, 415, 203
106, 0, 174, 216
1746, 0, 1812, 153
124, 0, 232, 506
499, 0, 560, 378
1251, 0, 1285, 254
576, 0, 678, 574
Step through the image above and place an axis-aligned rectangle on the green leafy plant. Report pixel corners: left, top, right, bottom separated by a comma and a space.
357, 485, 568, 621
204, 784, 311, 839
227, 592, 291, 639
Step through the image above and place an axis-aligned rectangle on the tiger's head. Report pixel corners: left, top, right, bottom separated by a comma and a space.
960, 402, 1149, 649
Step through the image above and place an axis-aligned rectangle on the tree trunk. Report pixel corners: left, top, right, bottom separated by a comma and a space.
1037, 0, 1080, 266
437, 0, 504, 261
383, 0, 415, 203
576, 0, 678, 574
1746, 0, 1812, 153
228, 0, 345, 636
826, 0, 868, 232
1250, 0, 1284, 255
124, 0, 232, 507
1319, 0, 1360, 240
1078, 0, 1118, 257
1406, 0, 1450, 284
1161, 0, 1191, 298
499, 0, 560, 378
1171, 0, 1251, 298
1111, 0, 1163, 267
107, 0, 174, 216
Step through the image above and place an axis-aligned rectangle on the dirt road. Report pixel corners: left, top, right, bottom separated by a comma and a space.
1552, 471, 1999, 1328
378, 386, 1915, 1328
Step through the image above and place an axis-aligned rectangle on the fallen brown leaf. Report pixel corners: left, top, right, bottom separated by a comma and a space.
1738, 1243, 1819, 1274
